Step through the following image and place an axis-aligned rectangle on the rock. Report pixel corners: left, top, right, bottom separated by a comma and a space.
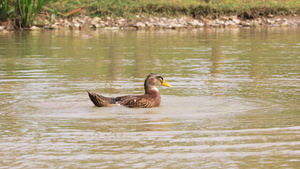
215, 19, 224, 25
179, 17, 187, 25
229, 15, 238, 20
169, 21, 177, 27
224, 21, 230, 26
149, 18, 155, 22
166, 21, 184, 29
242, 22, 251, 27
267, 19, 275, 24
100, 23, 106, 27
198, 22, 204, 27
58, 18, 64, 23
275, 18, 281, 23
44, 20, 50, 25
252, 20, 260, 26
63, 19, 69, 24
73, 22, 81, 28
118, 17, 125, 22
92, 17, 101, 23
50, 24, 59, 29
104, 21, 109, 26
145, 21, 154, 27
281, 22, 288, 27
231, 21, 237, 25
161, 17, 167, 22
83, 16, 91, 22
221, 16, 229, 21
206, 21, 214, 26
74, 17, 83, 24
154, 17, 159, 21
3, 13, 299, 31
30, 26, 40, 30
116, 20, 124, 26
255, 18, 262, 25
228, 22, 238, 27
171, 18, 177, 22
156, 22, 167, 28
172, 24, 184, 29
189, 19, 200, 26
103, 27, 119, 30
232, 19, 240, 24
136, 22, 146, 28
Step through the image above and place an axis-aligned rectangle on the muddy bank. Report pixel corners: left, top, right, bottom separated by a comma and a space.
0, 15, 299, 31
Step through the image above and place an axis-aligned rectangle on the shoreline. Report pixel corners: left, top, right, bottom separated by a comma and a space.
0, 15, 299, 31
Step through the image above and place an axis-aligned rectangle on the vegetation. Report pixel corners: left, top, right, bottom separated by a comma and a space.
0, 0, 49, 28
1, 0, 299, 28
0, 0, 12, 21
45, 0, 300, 19
17, 0, 49, 27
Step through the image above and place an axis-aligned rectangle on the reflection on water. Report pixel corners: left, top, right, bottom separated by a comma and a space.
0, 28, 299, 168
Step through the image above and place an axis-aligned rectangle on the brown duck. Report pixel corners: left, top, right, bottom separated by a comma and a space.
87, 73, 172, 108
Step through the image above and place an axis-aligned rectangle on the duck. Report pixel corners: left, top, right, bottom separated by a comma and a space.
87, 73, 172, 108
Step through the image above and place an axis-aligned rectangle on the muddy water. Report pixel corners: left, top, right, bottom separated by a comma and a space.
0, 28, 299, 168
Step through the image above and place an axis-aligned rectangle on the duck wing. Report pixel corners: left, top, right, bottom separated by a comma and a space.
87, 91, 116, 107
116, 95, 158, 108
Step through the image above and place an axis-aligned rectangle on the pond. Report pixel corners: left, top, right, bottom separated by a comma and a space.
0, 27, 299, 168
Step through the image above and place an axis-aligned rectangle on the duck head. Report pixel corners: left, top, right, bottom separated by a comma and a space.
144, 73, 171, 93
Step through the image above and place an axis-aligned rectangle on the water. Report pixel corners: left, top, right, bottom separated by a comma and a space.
0, 28, 299, 168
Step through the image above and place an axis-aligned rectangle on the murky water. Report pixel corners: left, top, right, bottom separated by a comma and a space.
0, 27, 299, 168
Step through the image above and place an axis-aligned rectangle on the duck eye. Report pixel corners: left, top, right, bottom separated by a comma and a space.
158, 76, 163, 82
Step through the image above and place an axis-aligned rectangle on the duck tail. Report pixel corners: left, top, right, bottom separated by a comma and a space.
87, 91, 116, 107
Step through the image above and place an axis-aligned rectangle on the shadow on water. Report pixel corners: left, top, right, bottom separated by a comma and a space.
0, 27, 299, 168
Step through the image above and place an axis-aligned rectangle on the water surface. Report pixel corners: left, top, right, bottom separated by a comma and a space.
0, 27, 299, 168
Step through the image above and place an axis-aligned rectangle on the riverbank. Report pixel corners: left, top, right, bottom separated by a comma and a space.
0, 14, 299, 31
0, 0, 300, 31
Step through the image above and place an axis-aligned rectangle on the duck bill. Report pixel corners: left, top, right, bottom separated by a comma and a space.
162, 79, 172, 88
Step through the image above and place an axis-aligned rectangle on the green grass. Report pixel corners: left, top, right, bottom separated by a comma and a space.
45, 0, 300, 19
0, 0, 13, 21
0, 0, 49, 28
1, 0, 299, 28
17, 0, 49, 27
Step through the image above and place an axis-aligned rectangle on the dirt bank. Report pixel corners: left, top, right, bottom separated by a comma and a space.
0, 14, 299, 31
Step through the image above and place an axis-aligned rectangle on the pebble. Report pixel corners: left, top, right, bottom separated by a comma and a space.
92, 17, 101, 23
103, 27, 119, 30
73, 22, 81, 28
242, 22, 251, 27
29, 26, 40, 30
189, 19, 199, 26
232, 19, 241, 24
50, 24, 59, 29
1, 15, 299, 31
281, 22, 288, 27
136, 22, 146, 28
